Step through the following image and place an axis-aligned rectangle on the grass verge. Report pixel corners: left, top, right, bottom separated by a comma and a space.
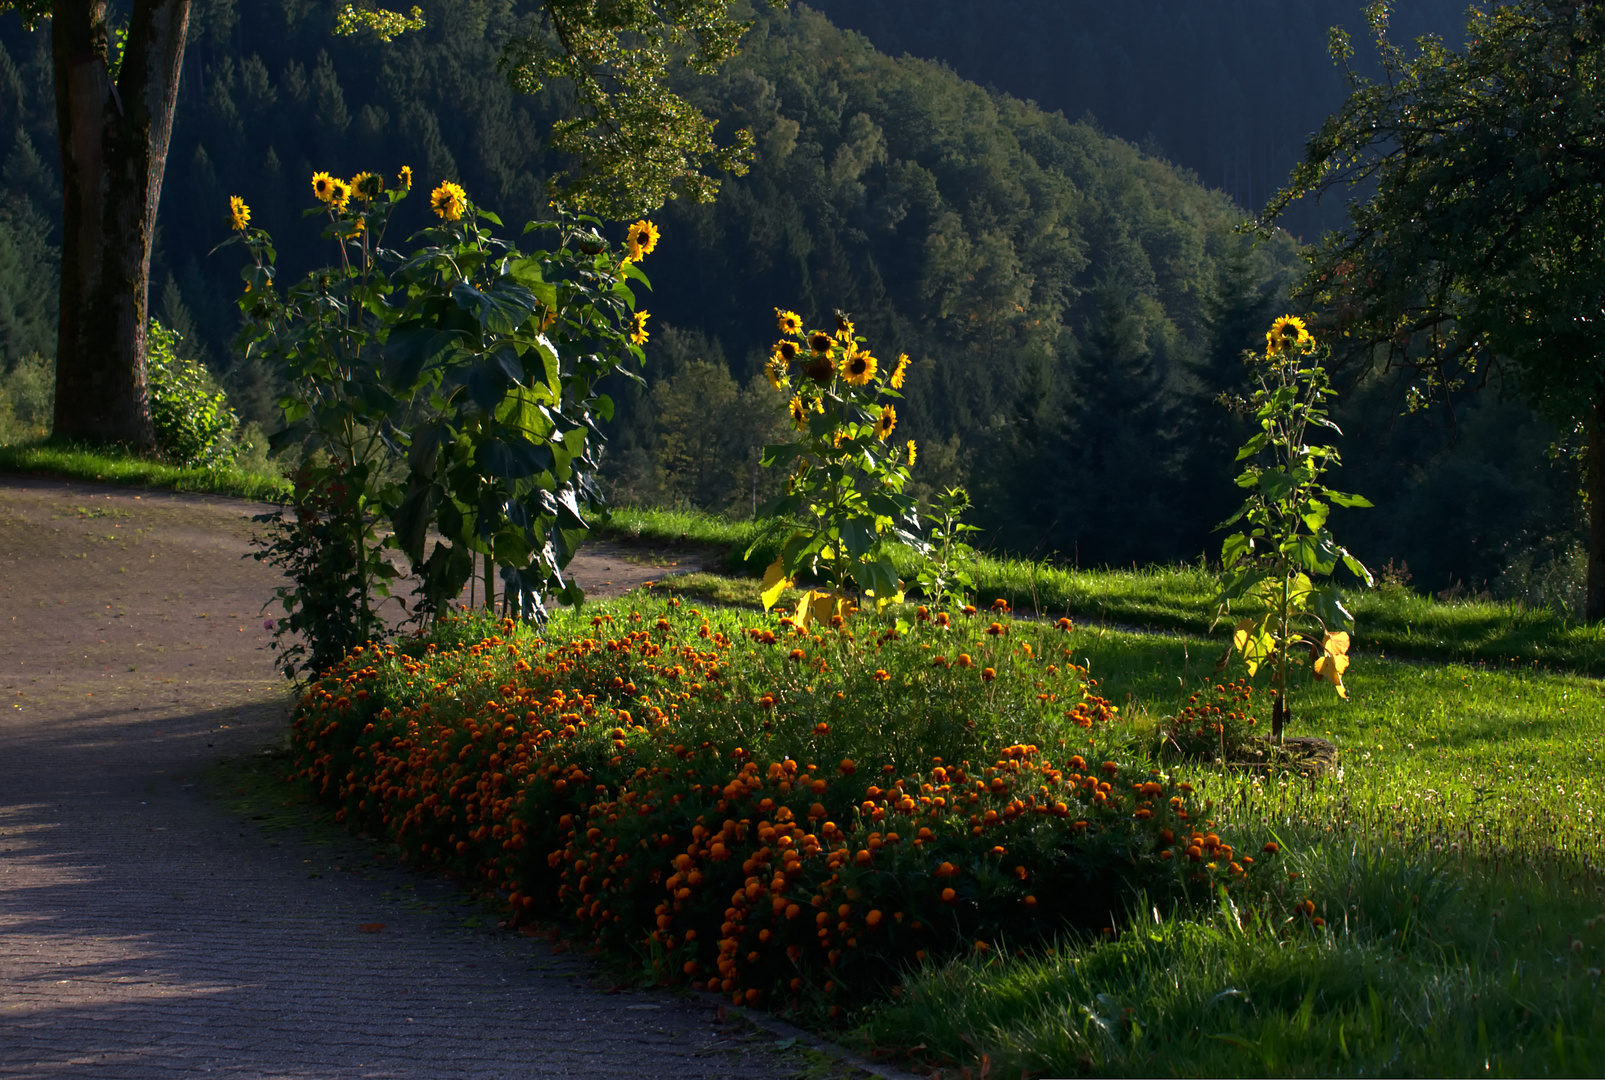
604, 506, 1605, 675
0, 439, 291, 500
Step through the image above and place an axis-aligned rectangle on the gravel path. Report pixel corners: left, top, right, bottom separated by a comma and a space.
0, 477, 802, 1079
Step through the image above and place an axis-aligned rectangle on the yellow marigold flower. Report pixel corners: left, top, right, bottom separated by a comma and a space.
906, 439, 917, 466
431, 180, 467, 221
776, 308, 803, 336
1266, 314, 1313, 355
228, 195, 250, 232
328, 177, 352, 212
875, 404, 896, 440
311, 171, 337, 203
350, 171, 383, 201
630, 310, 651, 345
398, 165, 414, 190
808, 330, 833, 355
840, 347, 876, 386
889, 352, 910, 389
624, 219, 660, 263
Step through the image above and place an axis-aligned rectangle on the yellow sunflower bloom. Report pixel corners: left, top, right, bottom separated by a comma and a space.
311, 171, 336, 203
431, 180, 467, 221
906, 439, 917, 466
774, 339, 799, 363
889, 352, 910, 389
350, 171, 383, 201
808, 330, 833, 355
624, 219, 660, 263
834, 309, 855, 340
228, 195, 250, 232
328, 177, 352, 212
789, 394, 810, 429
630, 310, 651, 345
776, 308, 803, 336
840, 346, 877, 386
764, 358, 788, 390
1266, 314, 1313, 355
875, 404, 897, 440
398, 165, 414, 190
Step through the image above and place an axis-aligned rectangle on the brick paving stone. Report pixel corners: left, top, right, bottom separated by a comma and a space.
0, 478, 801, 1080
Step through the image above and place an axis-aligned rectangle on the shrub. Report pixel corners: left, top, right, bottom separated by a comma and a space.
147, 320, 243, 468
289, 599, 1287, 1016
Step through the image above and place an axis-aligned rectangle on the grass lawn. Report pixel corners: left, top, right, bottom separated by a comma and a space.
0, 439, 291, 500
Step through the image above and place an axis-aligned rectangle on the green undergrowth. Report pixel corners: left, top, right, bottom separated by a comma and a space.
0, 439, 291, 500
604, 506, 1605, 675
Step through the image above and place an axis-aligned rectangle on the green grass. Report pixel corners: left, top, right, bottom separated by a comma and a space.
605, 505, 1605, 675
851, 625, 1605, 1077
0, 438, 291, 500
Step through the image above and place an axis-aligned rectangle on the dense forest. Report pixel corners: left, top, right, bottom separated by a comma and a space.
0, 0, 1583, 603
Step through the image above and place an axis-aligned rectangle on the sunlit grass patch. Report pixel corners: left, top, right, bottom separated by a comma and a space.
0, 439, 290, 500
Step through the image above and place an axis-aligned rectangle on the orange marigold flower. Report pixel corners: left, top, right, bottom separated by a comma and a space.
981, 667, 996, 681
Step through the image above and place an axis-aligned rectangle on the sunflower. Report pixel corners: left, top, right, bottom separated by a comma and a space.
351, 171, 383, 201
776, 308, 803, 336
311, 171, 337, 203
328, 177, 352, 212
431, 180, 467, 221
775, 339, 799, 363
906, 439, 917, 467
808, 330, 833, 355
764, 358, 788, 391
834, 309, 855, 339
789, 394, 810, 428
398, 165, 414, 190
889, 352, 910, 390
228, 195, 250, 232
840, 346, 877, 385
1266, 314, 1312, 355
630, 310, 651, 345
875, 404, 897, 440
624, 219, 660, 263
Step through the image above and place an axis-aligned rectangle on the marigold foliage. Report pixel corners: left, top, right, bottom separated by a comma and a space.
290, 602, 1291, 1013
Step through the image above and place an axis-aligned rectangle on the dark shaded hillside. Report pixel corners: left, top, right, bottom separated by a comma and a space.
802, 0, 1467, 242
0, 0, 1583, 599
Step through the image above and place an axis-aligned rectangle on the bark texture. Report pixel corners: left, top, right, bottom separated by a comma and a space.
51, 0, 190, 449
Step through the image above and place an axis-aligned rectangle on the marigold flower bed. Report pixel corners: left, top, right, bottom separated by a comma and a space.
291, 601, 1286, 1016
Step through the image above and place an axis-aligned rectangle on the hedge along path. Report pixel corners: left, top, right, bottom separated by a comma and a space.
0, 475, 809, 1079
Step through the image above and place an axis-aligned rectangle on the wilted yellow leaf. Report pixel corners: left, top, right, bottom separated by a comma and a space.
760, 558, 792, 611
1313, 631, 1352, 699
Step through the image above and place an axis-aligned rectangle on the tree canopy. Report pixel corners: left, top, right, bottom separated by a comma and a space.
1261, 0, 1605, 617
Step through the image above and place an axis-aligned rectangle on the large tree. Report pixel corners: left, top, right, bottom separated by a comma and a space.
0, 0, 773, 451
1261, 0, 1605, 618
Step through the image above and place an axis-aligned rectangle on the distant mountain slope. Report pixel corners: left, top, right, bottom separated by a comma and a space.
801, 0, 1467, 241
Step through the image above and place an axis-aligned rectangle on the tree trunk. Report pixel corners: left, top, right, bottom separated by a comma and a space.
1588, 380, 1605, 623
51, 0, 191, 449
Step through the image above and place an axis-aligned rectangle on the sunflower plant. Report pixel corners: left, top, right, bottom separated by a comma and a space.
1210, 315, 1372, 742
748, 310, 922, 625
220, 170, 654, 679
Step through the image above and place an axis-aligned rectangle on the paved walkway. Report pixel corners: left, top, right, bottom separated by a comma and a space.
0, 477, 801, 1079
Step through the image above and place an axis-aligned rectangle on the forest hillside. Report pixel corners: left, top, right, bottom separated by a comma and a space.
0, 0, 1581, 600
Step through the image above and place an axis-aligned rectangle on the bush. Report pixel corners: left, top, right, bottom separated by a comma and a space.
0, 350, 55, 443
147, 320, 243, 468
289, 599, 1287, 1016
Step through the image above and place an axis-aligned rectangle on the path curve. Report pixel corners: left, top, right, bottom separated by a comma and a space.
0, 476, 796, 1079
